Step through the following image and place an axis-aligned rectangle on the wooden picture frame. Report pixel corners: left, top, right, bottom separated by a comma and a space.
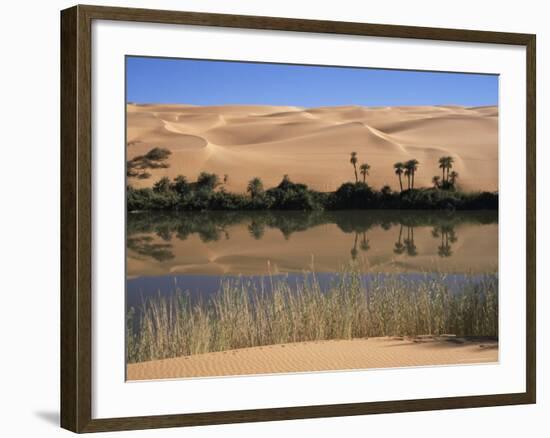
61, 4, 536, 433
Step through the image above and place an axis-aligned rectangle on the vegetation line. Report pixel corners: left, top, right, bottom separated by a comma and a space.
127, 149, 497, 211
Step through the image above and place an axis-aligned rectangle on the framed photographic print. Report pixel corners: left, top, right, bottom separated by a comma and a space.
60, 4, 536, 433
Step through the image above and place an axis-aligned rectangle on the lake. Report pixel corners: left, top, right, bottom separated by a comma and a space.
127, 210, 498, 304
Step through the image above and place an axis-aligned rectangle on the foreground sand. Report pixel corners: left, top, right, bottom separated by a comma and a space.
127, 103, 498, 192
127, 336, 498, 380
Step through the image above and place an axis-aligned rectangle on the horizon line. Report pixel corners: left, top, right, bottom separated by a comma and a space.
126, 102, 498, 109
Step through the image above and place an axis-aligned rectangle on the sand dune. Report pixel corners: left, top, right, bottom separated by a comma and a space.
127, 103, 498, 193
127, 336, 498, 380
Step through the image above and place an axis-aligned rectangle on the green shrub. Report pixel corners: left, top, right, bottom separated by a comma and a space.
127, 175, 498, 212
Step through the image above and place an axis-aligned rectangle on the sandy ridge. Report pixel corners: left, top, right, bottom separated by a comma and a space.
127, 104, 498, 193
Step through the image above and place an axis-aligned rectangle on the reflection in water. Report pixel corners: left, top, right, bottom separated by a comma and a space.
127, 235, 174, 262
248, 220, 265, 240
126, 210, 499, 364
394, 225, 405, 255
389, 225, 419, 257
351, 232, 370, 260
404, 226, 418, 257
127, 210, 498, 277
432, 224, 458, 258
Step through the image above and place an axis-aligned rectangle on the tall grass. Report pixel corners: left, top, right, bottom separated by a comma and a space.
127, 268, 498, 363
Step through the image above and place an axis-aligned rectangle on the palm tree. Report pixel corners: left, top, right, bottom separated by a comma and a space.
350, 152, 358, 183
393, 162, 405, 192
438, 157, 447, 182
246, 177, 264, 199
432, 175, 441, 189
438, 156, 455, 184
446, 157, 455, 182
359, 163, 370, 183
404, 168, 411, 190
405, 159, 419, 189
449, 170, 459, 187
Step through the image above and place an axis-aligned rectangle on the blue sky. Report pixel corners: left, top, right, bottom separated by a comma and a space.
126, 56, 498, 107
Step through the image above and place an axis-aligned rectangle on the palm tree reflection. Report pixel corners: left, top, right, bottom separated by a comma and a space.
127, 210, 478, 263
351, 232, 370, 260
359, 232, 370, 252
403, 226, 418, 257
432, 224, 457, 258
393, 224, 418, 257
394, 225, 406, 255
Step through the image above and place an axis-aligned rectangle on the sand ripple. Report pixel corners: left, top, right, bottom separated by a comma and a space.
127, 336, 498, 380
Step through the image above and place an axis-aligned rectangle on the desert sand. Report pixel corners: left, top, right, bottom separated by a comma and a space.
127, 103, 498, 192
127, 336, 498, 380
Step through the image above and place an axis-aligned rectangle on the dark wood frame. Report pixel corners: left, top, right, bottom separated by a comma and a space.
61, 4, 536, 433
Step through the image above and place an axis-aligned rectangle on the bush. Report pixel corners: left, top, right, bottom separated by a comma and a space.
127, 175, 498, 212
265, 176, 322, 210
328, 182, 376, 209
196, 172, 220, 191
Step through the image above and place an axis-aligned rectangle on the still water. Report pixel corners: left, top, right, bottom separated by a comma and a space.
127, 210, 498, 306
